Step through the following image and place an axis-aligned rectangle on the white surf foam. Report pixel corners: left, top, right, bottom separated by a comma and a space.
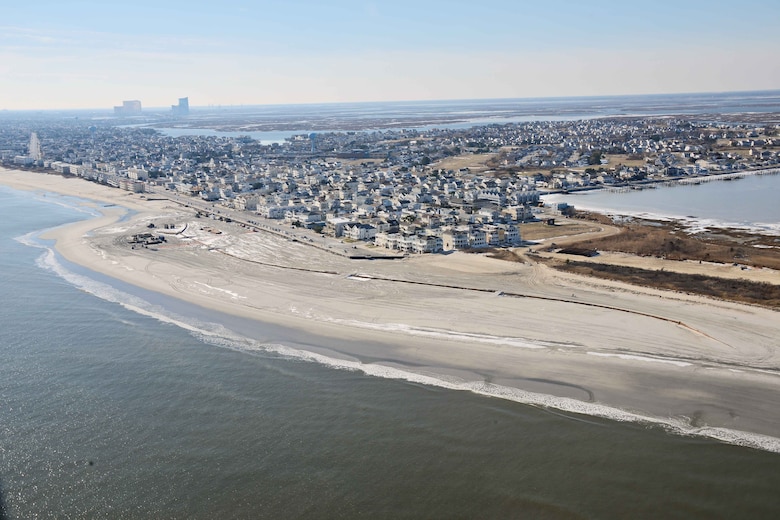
188, 329, 780, 454
23, 237, 780, 455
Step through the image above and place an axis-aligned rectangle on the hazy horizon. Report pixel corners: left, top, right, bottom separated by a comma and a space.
4, 88, 780, 114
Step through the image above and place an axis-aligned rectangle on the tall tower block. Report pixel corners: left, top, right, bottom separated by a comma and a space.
172, 97, 189, 115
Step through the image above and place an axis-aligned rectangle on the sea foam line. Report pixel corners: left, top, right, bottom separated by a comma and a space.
25, 238, 780, 455
195, 330, 780, 454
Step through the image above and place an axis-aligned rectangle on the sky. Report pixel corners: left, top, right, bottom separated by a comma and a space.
2, 0, 779, 110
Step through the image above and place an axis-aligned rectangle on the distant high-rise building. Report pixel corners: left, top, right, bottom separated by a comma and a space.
113, 100, 142, 116
172, 97, 189, 115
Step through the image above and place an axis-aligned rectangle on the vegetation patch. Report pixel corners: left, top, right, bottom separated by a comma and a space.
568, 213, 780, 270
552, 260, 780, 308
557, 247, 599, 257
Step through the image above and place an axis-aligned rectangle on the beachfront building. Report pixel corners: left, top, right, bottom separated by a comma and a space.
442, 229, 470, 251
127, 167, 148, 181
502, 205, 534, 222
483, 224, 521, 246
259, 205, 287, 219
412, 234, 443, 254
233, 194, 259, 211
502, 223, 521, 244
119, 178, 145, 193
468, 228, 487, 248
374, 232, 398, 250
344, 223, 377, 241
13, 155, 35, 166
324, 216, 356, 237
373, 232, 442, 254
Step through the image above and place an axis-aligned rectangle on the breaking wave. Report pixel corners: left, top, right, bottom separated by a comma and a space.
20, 231, 780, 455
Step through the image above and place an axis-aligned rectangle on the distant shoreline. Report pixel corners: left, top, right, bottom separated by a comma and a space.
541, 167, 780, 236
542, 166, 780, 195
4, 88, 780, 116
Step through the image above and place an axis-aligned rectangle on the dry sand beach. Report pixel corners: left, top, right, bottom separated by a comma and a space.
2, 167, 780, 451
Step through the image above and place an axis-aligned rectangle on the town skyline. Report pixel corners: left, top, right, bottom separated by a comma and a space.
7, 89, 780, 115
2, 0, 779, 111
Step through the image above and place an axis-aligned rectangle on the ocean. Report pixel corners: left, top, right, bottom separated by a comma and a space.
2, 184, 780, 518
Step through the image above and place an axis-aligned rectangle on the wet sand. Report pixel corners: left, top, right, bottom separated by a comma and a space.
3, 167, 780, 449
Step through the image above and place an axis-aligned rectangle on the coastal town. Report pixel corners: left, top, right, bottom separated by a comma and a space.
2, 111, 779, 254
6, 0, 780, 515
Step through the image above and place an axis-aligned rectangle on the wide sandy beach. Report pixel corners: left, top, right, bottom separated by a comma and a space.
3, 167, 780, 450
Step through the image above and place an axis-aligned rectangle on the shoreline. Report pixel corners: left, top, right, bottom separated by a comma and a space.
541, 167, 780, 236
541, 166, 780, 195
3, 167, 780, 451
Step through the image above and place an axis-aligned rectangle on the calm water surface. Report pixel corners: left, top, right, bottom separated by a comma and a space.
1, 186, 779, 519
544, 172, 780, 234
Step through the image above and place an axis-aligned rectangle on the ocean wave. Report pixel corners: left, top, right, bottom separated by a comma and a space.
14, 230, 43, 249
26, 239, 780, 454
30, 241, 238, 340
188, 330, 780, 454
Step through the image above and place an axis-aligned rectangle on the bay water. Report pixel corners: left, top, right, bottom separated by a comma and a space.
543, 171, 780, 235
